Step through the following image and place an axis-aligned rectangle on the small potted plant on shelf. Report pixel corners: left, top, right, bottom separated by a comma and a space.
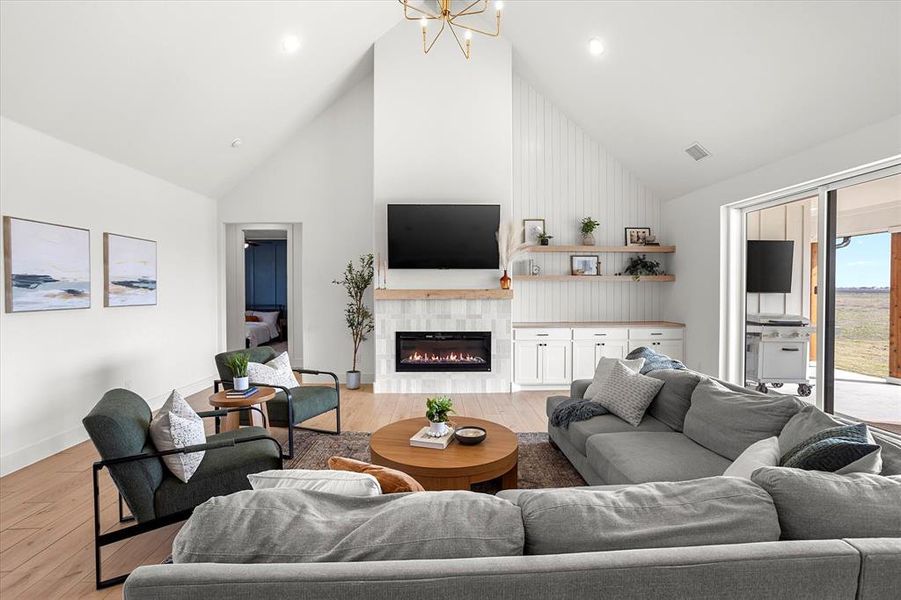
226, 352, 250, 391
425, 396, 455, 437
580, 217, 600, 246
620, 254, 664, 281
333, 253, 375, 390
536, 232, 553, 246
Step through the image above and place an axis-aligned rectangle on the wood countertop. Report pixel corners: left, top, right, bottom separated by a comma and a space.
512, 321, 685, 329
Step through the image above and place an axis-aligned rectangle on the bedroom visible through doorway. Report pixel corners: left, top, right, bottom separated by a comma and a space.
244, 229, 288, 354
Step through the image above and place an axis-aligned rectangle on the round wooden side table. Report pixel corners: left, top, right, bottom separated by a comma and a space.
369, 417, 518, 491
208, 386, 277, 433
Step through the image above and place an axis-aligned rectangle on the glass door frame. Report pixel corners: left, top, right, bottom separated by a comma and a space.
720, 157, 901, 413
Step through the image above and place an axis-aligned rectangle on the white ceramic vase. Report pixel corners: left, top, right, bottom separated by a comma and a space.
428, 421, 449, 437
233, 376, 249, 391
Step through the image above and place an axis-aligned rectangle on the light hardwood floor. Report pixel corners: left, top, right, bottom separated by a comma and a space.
0, 385, 558, 599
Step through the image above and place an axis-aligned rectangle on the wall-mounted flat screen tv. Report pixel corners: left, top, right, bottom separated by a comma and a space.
746, 240, 794, 293
388, 204, 500, 269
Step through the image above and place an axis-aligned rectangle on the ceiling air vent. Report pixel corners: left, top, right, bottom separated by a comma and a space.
684, 142, 711, 161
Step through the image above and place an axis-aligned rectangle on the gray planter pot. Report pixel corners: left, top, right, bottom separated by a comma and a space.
346, 370, 361, 390
581, 233, 596, 246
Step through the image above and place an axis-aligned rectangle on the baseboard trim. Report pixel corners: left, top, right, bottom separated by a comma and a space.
0, 374, 216, 477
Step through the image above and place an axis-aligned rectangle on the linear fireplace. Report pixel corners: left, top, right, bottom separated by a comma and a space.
395, 331, 492, 372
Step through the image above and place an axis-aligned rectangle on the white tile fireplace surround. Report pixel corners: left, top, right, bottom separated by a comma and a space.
374, 297, 512, 393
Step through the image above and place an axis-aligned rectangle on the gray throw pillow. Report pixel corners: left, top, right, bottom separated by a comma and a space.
683, 379, 803, 460
173, 489, 524, 563
515, 477, 780, 555
778, 404, 843, 459
583, 357, 645, 400
593, 361, 663, 427
646, 369, 702, 431
751, 467, 901, 540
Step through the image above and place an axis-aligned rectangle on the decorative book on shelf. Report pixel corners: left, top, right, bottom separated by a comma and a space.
226, 387, 259, 398
410, 427, 456, 450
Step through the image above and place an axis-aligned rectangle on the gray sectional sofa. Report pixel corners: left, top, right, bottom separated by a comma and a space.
548, 373, 901, 485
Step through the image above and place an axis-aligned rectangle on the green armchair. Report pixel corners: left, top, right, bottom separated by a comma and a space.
214, 346, 341, 459
82, 388, 282, 589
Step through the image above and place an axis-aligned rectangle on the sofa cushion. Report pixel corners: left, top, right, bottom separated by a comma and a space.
247, 469, 382, 496
515, 477, 779, 555
497, 484, 633, 504
751, 467, 901, 540
173, 489, 524, 563
684, 378, 803, 460
593, 362, 664, 427
646, 369, 702, 431
586, 432, 731, 484
546, 395, 569, 418
267, 386, 339, 427
871, 430, 901, 475
566, 413, 672, 454
723, 437, 780, 479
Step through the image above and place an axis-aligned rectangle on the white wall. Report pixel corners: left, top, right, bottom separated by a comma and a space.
218, 75, 375, 383
512, 76, 665, 322
0, 117, 219, 475
662, 115, 901, 377
373, 22, 513, 289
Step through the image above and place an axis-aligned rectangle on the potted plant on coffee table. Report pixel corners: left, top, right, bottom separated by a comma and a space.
425, 396, 455, 437
333, 253, 374, 390
227, 352, 250, 391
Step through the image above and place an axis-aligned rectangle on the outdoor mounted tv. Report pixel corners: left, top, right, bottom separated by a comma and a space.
388, 204, 500, 269
747, 240, 794, 293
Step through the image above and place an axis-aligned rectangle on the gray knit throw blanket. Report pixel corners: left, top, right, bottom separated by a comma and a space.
549, 397, 609, 430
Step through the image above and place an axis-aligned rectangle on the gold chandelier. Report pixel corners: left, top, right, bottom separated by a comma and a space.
400, 0, 503, 60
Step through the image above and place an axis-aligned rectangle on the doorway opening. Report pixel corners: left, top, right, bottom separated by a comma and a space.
244, 230, 288, 354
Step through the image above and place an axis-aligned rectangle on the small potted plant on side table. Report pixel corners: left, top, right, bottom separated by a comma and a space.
227, 352, 250, 391
333, 253, 375, 390
425, 396, 455, 437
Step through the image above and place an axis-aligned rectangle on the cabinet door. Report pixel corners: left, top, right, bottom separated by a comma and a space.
596, 340, 628, 360
655, 340, 684, 361
541, 341, 572, 385
572, 341, 598, 381
514, 342, 541, 385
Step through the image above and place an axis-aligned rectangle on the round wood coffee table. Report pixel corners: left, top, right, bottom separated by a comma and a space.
369, 417, 518, 491
208, 386, 277, 433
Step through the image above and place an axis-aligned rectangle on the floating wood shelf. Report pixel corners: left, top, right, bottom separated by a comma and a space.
517, 275, 675, 282
373, 288, 514, 300
526, 245, 675, 253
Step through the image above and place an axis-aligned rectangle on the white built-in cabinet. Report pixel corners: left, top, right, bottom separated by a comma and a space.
514, 324, 684, 387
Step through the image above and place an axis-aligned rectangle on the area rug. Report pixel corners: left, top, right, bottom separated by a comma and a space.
284, 430, 587, 491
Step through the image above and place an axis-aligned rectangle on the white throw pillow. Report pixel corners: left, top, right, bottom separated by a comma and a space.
723, 436, 781, 479
149, 390, 206, 483
583, 357, 646, 400
247, 469, 382, 496
593, 362, 664, 427
246, 351, 297, 390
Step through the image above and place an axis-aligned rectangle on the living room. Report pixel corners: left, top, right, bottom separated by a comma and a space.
0, 1, 899, 599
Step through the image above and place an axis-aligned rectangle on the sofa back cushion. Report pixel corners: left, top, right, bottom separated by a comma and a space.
173, 489, 524, 563
646, 370, 702, 431
684, 379, 803, 460
751, 467, 901, 540
514, 477, 779, 555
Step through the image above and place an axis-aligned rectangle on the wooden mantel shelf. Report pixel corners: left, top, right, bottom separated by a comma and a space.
526, 245, 675, 253
518, 275, 675, 282
374, 288, 513, 301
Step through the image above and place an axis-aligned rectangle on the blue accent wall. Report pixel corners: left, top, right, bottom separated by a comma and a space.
245, 240, 287, 307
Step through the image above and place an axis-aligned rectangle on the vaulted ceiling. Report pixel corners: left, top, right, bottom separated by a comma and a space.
1, 1, 898, 200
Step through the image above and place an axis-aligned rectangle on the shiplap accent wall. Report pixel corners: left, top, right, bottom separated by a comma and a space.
512, 76, 666, 322
745, 199, 814, 318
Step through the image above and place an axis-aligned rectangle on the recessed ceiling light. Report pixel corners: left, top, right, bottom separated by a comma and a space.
588, 38, 604, 56
281, 34, 301, 54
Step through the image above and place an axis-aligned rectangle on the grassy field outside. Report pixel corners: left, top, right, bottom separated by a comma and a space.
835, 289, 889, 378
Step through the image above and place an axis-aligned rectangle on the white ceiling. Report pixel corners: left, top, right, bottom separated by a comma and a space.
0, 0, 400, 198
1, 1, 899, 200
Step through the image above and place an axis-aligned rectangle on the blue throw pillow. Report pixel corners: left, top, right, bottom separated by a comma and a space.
625, 346, 686, 374
780, 423, 880, 472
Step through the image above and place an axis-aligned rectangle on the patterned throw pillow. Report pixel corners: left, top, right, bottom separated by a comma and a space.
149, 390, 206, 483
780, 423, 882, 474
583, 357, 646, 400
246, 351, 298, 390
593, 361, 664, 427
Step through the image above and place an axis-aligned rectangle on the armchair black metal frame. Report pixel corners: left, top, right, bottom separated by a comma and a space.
214, 367, 341, 459
91, 408, 282, 589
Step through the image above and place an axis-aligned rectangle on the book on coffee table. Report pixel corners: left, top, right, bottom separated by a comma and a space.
409, 427, 455, 450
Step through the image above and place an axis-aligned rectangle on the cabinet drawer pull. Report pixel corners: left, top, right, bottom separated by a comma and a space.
650, 332, 663, 336
781, 347, 800, 352
536, 333, 549, 337
593, 333, 607, 337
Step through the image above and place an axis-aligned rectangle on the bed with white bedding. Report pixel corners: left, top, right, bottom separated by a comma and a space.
244, 308, 282, 347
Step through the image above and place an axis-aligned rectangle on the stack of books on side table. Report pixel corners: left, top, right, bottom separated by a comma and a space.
410, 427, 455, 449
226, 386, 258, 399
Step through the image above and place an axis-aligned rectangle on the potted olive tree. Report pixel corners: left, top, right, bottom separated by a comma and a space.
333, 253, 374, 390
425, 396, 455, 437
226, 352, 250, 391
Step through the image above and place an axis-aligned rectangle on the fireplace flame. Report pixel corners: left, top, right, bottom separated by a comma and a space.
402, 351, 487, 364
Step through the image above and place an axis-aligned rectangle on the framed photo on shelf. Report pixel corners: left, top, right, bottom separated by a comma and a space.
571, 255, 600, 276
522, 218, 546, 244
625, 227, 652, 246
